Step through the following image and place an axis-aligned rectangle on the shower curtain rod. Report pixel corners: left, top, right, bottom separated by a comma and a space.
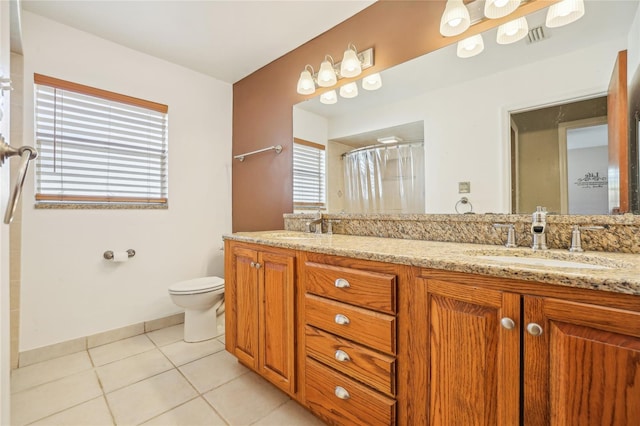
341, 140, 423, 158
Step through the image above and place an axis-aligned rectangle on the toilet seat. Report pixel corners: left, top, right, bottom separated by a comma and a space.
169, 276, 224, 295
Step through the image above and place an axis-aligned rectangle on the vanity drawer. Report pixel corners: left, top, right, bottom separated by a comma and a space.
305, 357, 396, 426
305, 325, 395, 396
305, 294, 396, 354
305, 262, 396, 314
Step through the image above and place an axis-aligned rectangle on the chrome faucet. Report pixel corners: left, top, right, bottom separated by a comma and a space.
569, 225, 604, 252
531, 206, 548, 250
493, 223, 517, 248
305, 214, 323, 234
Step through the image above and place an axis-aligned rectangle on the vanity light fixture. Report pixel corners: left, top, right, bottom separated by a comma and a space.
457, 34, 484, 58
340, 44, 363, 78
339, 82, 358, 99
484, 0, 521, 19
296, 46, 374, 96
320, 90, 338, 105
362, 73, 382, 91
440, 0, 471, 36
496, 17, 529, 44
317, 55, 337, 87
545, 0, 585, 28
296, 65, 316, 95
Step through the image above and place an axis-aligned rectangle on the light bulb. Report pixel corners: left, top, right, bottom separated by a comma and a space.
457, 34, 484, 58
320, 90, 337, 104
497, 17, 528, 44
317, 59, 337, 87
339, 82, 358, 98
340, 47, 362, 78
440, 0, 470, 37
546, 0, 585, 28
362, 73, 382, 91
296, 68, 315, 95
484, 0, 521, 19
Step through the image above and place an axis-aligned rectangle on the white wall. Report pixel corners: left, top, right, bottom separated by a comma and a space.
329, 38, 627, 214
19, 12, 232, 351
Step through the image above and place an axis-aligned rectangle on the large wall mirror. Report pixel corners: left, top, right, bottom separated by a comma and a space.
293, 0, 640, 215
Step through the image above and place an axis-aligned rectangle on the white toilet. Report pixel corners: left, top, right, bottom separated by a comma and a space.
168, 276, 225, 343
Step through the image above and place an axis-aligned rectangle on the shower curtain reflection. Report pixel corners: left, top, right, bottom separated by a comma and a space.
343, 143, 425, 213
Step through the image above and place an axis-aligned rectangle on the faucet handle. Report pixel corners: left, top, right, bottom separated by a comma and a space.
569, 225, 604, 252
493, 224, 517, 248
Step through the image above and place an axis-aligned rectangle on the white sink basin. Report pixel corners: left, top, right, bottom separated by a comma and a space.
466, 248, 632, 270
477, 255, 612, 270
259, 232, 326, 240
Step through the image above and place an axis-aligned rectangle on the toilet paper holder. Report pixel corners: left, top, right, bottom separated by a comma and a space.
103, 249, 136, 260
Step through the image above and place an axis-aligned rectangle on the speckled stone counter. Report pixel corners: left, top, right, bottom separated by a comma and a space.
284, 213, 640, 253
224, 231, 640, 296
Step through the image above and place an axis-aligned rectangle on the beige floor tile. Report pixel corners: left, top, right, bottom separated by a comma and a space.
179, 350, 249, 393
106, 369, 197, 425
159, 338, 225, 366
146, 324, 184, 347
11, 351, 93, 393
89, 334, 155, 366
96, 348, 174, 393
11, 370, 103, 426
141, 397, 226, 426
203, 372, 290, 425
30, 396, 114, 426
252, 399, 326, 425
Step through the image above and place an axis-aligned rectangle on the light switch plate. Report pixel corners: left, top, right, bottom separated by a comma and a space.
458, 181, 470, 193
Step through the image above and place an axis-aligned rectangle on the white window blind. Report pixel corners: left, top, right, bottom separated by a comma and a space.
34, 73, 168, 205
293, 138, 325, 209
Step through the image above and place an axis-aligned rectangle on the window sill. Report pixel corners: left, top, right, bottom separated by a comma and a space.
35, 202, 168, 210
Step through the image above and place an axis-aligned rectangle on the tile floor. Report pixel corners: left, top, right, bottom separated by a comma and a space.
10, 324, 326, 425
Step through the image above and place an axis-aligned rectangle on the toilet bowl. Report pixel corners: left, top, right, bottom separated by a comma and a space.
168, 276, 225, 343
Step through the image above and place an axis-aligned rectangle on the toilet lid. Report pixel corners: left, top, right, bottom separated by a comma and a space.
169, 276, 224, 294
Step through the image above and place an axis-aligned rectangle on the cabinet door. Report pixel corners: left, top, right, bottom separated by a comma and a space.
524, 297, 640, 426
228, 246, 259, 370
258, 251, 296, 394
425, 278, 520, 426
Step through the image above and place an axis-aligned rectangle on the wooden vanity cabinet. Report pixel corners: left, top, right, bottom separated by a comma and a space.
300, 253, 401, 426
419, 270, 640, 426
224, 241, 296, 395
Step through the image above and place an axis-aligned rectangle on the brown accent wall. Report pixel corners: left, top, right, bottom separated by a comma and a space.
232, 0, 554, 231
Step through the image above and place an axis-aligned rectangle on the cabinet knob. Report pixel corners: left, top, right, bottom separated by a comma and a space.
500, 317, 516, 330
334, 278, 351, 288
334, 386, 351, 400
254, 262, 261, 269
526, 323, 543, 336
334, 314, 350, 325
250, 261, 256, 268
334, 350, 351, 362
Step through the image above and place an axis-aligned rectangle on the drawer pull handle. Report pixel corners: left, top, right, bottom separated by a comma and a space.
527, 323, 543, 336
500, 317, 516, 330
334, 350, 351, 362
334, 278, 350, 288
334, 314, 350, 325
334, 386, 350, 400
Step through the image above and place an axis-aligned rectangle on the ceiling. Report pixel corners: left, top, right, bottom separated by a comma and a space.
19, 0, 376, 84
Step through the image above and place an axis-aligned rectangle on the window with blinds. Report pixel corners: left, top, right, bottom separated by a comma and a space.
293, 138, 326, 209
34, 73, 168, 206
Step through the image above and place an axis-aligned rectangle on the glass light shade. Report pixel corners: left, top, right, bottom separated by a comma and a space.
340, 48, 362, 78
362, 73, 382, 91
320, 90, 338, 105
484, 0, 521, 19
546, 0, 585, 28
440, 0, 471, 37
339, 82, 358, 99
457, 34, 484, 58
317, 59, 337, 87
296, 69, 315, 95
496, 17, 528, 44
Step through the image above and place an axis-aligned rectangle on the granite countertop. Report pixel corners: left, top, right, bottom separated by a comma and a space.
224, 230, 640, 296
